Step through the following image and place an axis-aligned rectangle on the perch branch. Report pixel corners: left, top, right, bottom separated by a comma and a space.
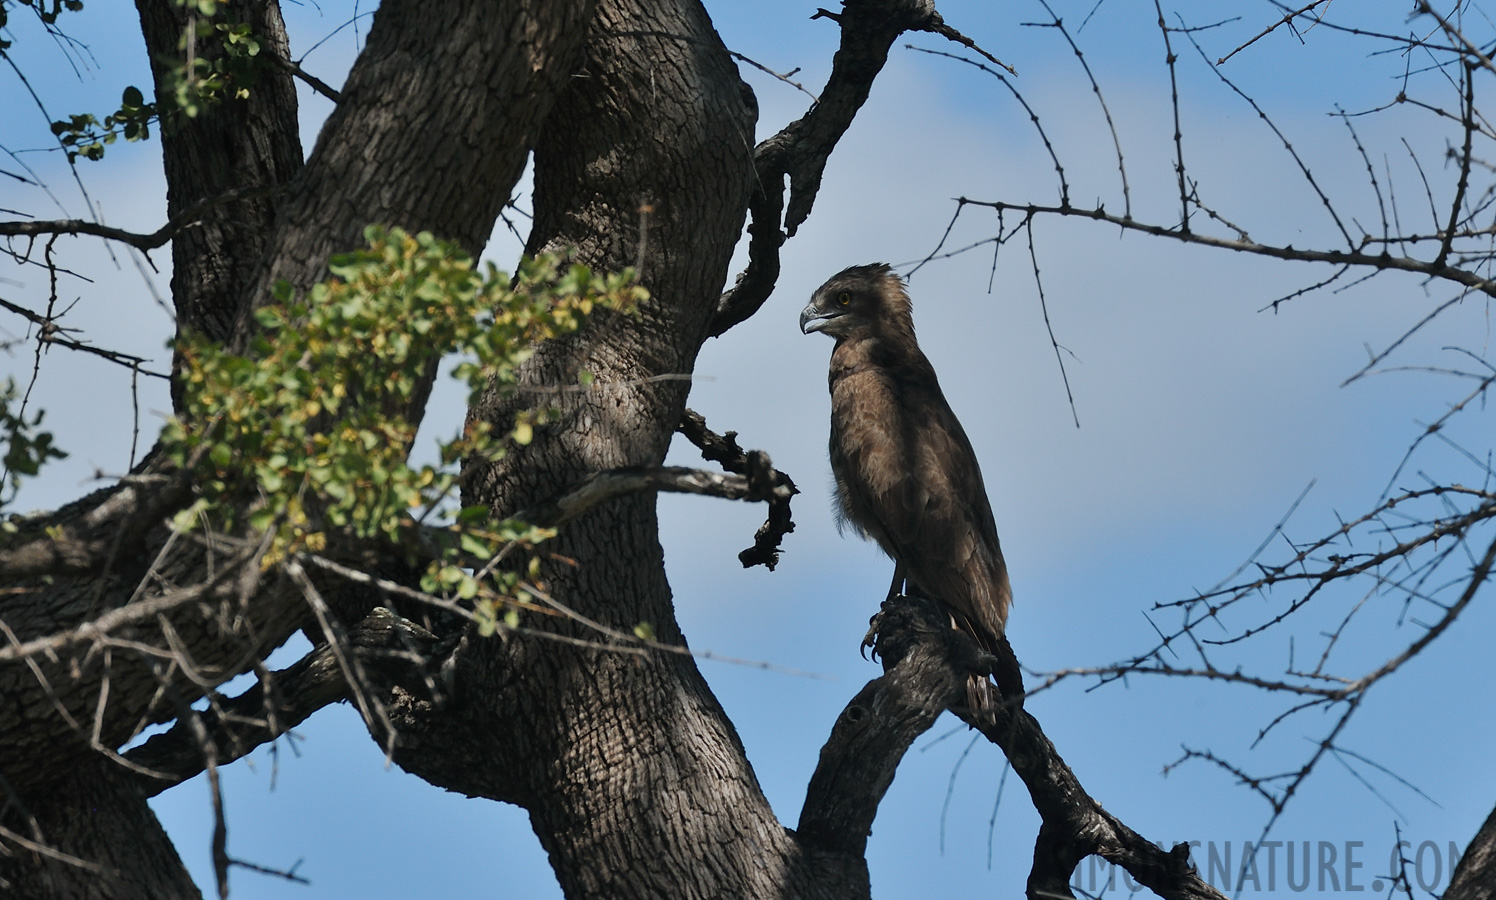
798, 594, 1227, 900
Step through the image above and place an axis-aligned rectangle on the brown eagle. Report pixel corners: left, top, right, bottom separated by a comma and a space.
800, 263, 1022, 711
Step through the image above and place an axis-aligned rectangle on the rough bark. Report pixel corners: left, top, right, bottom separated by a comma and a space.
797, 597, 968, 857
227, 0, 598, 435
134, 0, 304, 406
235, 0, 595, 335
0, 486, 286, 790
1447, 805, 1496, 900
0, 758, 201, 900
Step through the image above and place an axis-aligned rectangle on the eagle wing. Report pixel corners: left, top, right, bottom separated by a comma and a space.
828, 360, 1011, 652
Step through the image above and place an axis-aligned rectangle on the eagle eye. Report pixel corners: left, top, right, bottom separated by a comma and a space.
836, 291, 851, 306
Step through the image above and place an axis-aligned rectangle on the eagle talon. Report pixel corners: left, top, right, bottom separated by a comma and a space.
860, 609, 884, 661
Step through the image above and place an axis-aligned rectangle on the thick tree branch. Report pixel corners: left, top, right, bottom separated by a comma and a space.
797, 594, 968, 857
800, 594, 1226, 900
711, 0, 979, 337
0, 474, 191, 579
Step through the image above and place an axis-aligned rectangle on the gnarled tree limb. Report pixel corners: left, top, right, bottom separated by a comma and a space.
710, 0, 1008, 337
677, 408, 798, 568
800, 594, 1227, 900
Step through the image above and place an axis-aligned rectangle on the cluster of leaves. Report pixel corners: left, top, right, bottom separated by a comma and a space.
165, 12, 261, 118
49, 0, 261, 160
163, 226, 644, 611
0, 378, 67, 509
50, 86, 155, 162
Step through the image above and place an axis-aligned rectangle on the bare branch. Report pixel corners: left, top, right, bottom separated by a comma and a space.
1218, 0, 1336, 66
262, 48, 342, 102
513, 462, 794, 529
126, 606, 436, 795
938, 197, 1496, 297
0, 183, 286, 251
0, 296, 170, 378
1029, 1, 1130, 218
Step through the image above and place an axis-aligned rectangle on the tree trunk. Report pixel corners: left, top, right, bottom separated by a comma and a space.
376, 0, 870, 896
1, 758, 201, 900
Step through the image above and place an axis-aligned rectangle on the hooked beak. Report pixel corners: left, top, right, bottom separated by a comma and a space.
800, 303, 840, 335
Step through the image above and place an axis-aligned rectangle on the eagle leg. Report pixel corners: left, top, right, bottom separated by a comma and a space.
883, 560, 906, 604
861, 561, 907, 660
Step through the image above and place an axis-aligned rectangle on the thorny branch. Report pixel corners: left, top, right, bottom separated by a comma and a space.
0, 296, 169, 379
903, 0, 1496, 868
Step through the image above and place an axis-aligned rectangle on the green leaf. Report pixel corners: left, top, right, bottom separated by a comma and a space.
455, 504, 490, 524
474, 600, 498, 637
171, 502, 205, 533
459, 532, 493, 559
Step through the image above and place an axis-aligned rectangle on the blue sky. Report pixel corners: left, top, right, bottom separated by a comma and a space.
3, 1, 1494, 897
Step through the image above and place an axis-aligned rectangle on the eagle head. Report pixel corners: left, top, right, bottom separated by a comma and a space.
799, 263, 913, 340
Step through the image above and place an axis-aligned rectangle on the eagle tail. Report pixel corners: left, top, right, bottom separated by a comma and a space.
965, 660, 1024, 718
947, 610, 1025, 713
991, 631, 1025, 707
